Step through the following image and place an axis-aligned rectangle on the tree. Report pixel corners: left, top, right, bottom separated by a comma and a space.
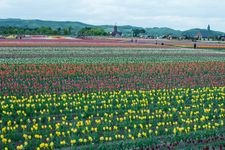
132, 28, 146, 37
77, 27, 108, 37
57, 27, 62, 35
68, 26, 73, 35
63, 28, 69, 35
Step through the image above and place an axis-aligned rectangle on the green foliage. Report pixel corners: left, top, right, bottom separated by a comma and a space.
132, 28, 146, 37
145, 27, 182, 37
0, 26, 73, 35
78, 27, 108, 37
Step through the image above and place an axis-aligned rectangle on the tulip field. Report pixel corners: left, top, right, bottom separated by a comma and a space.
0, 47, 225, 149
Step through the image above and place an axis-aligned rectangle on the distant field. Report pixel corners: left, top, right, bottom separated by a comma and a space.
0, 47, 225, 64
0, 46, 225, 149
0, 38, 225, 48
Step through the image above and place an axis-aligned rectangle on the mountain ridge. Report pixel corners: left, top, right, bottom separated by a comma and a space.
0, 18, 224, 37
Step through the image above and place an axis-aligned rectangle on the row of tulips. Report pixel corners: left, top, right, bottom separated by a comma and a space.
1, 62, 224, 77
0, 62, 224, 96
0, 86, 225, 149
0, 47, 225, 64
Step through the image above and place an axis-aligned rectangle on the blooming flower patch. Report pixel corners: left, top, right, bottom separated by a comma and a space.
0, 87, 225, 149
0, 62, 224, 96
0, 47, 225, 149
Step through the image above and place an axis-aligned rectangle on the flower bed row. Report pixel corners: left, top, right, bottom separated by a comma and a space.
0, 86, 225, 149
0, 62, 224, 96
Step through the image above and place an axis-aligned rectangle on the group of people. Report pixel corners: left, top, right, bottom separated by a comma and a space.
155, 40, 164, 45
130, 39, 197, 48
130, 39, 138, 43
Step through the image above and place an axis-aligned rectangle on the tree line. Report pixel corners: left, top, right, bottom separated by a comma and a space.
0, 26, 109, 36
0, 26, 148, 37
0, 26, 73, 35
77, 27, 108, 37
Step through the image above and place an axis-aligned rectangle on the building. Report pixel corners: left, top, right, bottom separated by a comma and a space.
111, 25, 122, 36
0, 35, 5, 39
207, 25, 210, 31
194, 25, 214, 40
195, 32, 203, 40
219, 35, 225, 41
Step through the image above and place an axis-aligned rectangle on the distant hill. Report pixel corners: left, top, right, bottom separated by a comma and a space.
182, 28, 224, 38
0, 18, 224, 37
0, 18, 93, 33
145, 27, 182, 37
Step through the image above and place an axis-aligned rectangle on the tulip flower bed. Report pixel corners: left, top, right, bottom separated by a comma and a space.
0, 62, 225, 96
1, 38, 225, 49
0, 38, 172, 48
0, 87, 225, 149
0, 47, 225, 64
0, 47, 225, 149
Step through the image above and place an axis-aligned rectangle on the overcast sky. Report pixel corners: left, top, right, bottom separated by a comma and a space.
0, 0, 225, 31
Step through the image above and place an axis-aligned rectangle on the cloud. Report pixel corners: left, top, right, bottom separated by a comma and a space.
0, 0, 224, 31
